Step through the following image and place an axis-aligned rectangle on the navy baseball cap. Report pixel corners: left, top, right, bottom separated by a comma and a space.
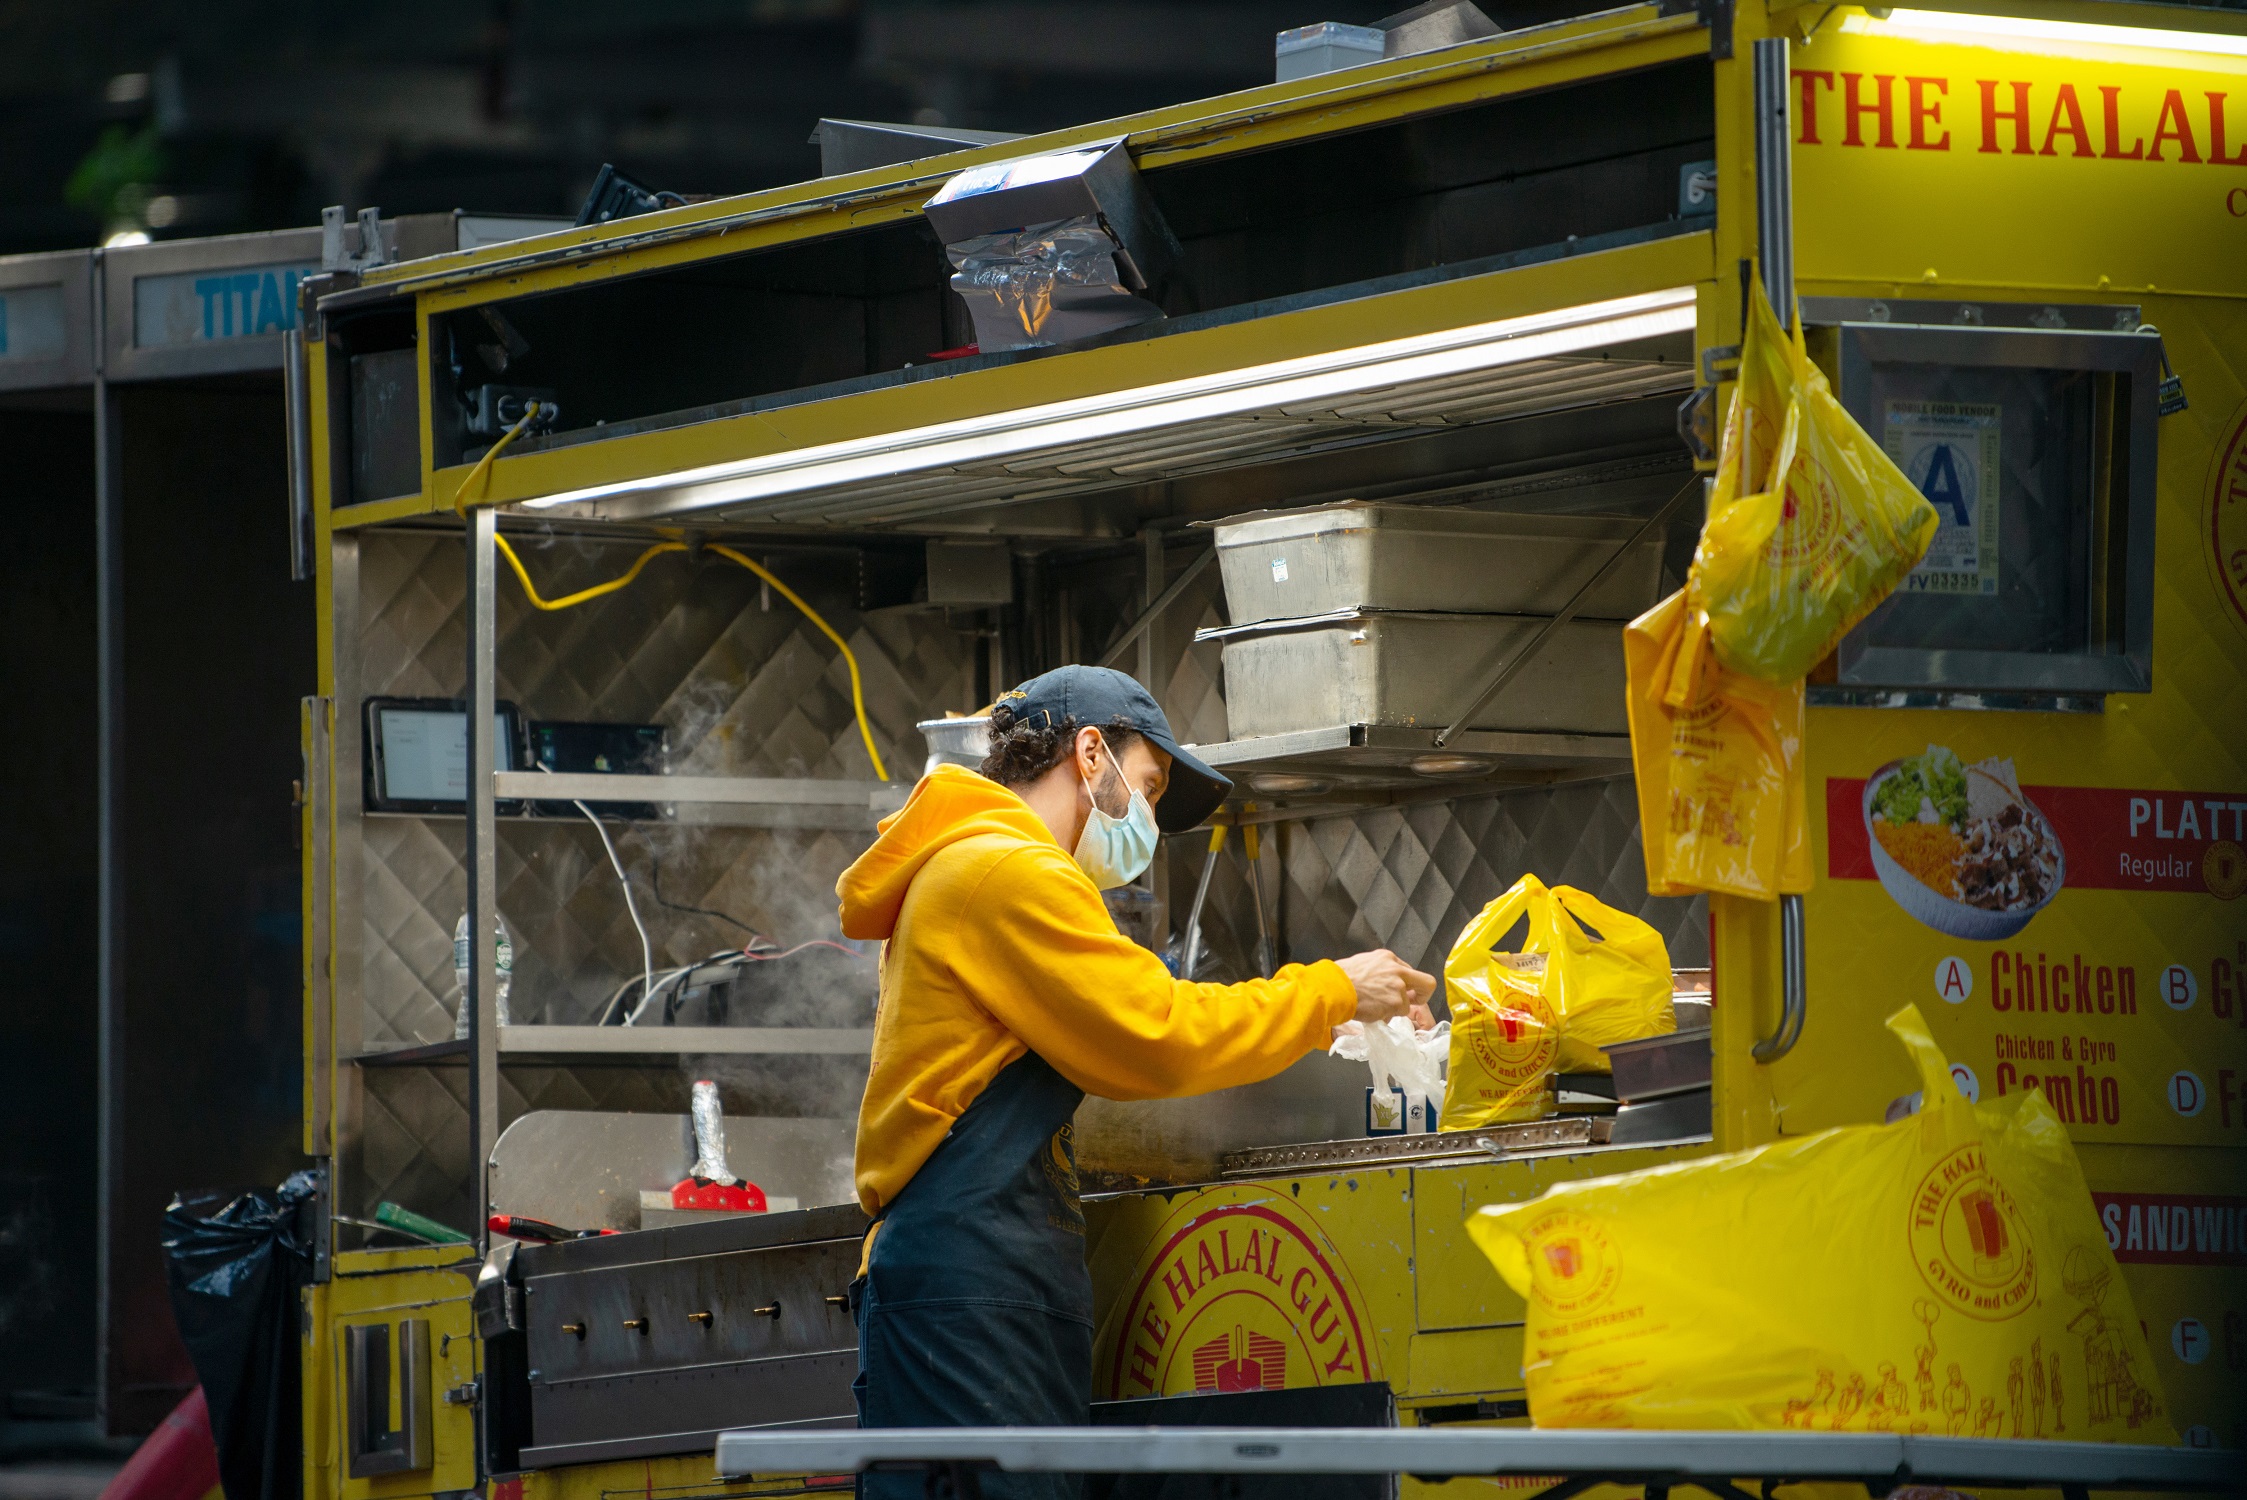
994, 664, 1231, 832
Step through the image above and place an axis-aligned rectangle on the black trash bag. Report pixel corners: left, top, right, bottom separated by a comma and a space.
161, 1171, 318, 1500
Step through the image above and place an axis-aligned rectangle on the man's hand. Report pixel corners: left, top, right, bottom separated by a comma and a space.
1336, 949, 1436, 1027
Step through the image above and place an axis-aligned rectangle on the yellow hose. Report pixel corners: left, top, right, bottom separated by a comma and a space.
708, 543, 888, 783
452, 400, 890, 782
494, 534, 685, 610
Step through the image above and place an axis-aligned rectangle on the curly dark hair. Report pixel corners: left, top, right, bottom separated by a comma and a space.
978, 707, 1144, 789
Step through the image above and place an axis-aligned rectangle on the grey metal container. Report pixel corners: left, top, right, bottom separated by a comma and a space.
916, 715, 992, 777
1212, 502, 1663, 627
1208, 610, 1628, 739
1602, 1026, 1712, 1103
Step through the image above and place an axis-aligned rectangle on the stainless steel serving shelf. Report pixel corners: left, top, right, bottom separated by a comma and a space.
1187, 723, 1633, 801
354, 1026, 875, 1066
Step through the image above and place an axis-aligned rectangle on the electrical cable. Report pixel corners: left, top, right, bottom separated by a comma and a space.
596, 965, 690, 1028
737, 940, 869, 964
633, 834, 770, 944
623, 966, 692, 1027
539, 765, 655, 1024
579, 800, 655, 1025
497, 534, 684, 610
451, 401, 546, 515
707, 543, 888, 782
478, 530, 891, 782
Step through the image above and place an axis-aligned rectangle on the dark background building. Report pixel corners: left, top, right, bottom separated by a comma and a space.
0, 0, 1621, 256
0, 0, 1622, 1474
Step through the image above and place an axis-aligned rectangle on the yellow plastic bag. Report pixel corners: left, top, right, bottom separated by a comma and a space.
1689, 283, 1940, 683
1445, 876, 1675, 1128
1624, 589, 1811, 899
1467, 1005, 2175, 1442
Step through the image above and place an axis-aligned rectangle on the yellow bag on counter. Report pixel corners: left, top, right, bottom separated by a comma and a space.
1467, 1005, 2175, 1442
1624, 589, 1811, 900
1687, 281, 1940, 683
1445, 876, 1675, 1128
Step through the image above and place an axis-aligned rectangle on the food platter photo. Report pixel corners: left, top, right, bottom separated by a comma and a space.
1861, 745, 2067, 941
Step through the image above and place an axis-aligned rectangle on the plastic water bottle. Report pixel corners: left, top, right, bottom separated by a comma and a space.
452, 912, 513, 1039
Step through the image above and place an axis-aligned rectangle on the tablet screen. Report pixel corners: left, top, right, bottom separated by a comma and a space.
376, 707, 515, 803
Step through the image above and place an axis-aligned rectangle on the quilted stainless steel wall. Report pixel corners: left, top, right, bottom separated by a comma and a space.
342, 527, 1700, 1225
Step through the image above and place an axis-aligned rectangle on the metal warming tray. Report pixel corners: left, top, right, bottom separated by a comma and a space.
1602, 1026, 1712, 1102
1211, 503, 1663, 626
1609, 1086, 1712, 1145
1205, 611, 1628, 740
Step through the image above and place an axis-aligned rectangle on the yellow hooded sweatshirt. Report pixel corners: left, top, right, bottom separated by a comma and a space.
837, 763, 1356, 1220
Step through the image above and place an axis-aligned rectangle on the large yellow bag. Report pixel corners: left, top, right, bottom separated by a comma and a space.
1467, 1005, 2174, 1442
1689, 283, 1940, 683
1445, 876, 1674, 1128
1624, 589, 1811, 899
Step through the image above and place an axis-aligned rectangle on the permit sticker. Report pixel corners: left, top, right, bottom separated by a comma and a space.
1885, 400, 2001, 596
1270, 557, 1289, 582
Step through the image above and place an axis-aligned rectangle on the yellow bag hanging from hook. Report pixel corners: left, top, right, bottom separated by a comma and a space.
1623, 589, 1811, 899
1467, 1004, 2175, 1442
1444, 875, 1675, 1128
1689, 279, 1940, 683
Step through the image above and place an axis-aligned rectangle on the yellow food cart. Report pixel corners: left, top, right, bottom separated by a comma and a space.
288, 5, 2247, 1498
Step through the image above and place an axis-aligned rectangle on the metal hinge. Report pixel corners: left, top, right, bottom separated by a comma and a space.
1699, 343, 1742, 384
1661, 0, 1734, 58
1702, 0, 1735, 59
322, 205, 390, 271
443, 1379, 481, 1408
2140, 325, 2189, 416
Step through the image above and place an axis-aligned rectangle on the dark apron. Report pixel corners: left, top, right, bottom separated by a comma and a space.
854, 1050, 1089, 1500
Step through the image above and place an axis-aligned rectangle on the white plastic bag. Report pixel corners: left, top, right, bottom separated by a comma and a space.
1334, 1017, 1449, 1121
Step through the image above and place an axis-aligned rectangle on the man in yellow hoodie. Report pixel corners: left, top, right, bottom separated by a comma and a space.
837, 665, 1432, 1496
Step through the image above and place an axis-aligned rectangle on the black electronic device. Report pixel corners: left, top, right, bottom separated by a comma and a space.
574, 163, 685, 228
363, 697, 527, 815
526, 720, 667, 819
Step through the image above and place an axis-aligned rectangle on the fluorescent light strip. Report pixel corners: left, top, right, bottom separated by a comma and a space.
1868, 9, 2247, 58
520, 286, 1697, 517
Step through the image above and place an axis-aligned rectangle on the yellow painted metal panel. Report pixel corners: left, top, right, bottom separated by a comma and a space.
1774, 286, 2247, 1148
433, 233, 1713, 512
330, 494, 440, 532
1790, 23, 2247, 299
304, 1281, 335, 1500
321, 1249, 483, 1500
1087, 1173, 1414, 1402
1410, 1148, 1713, 1332
1409, 1326, 1528, 1398
1772, 0, 2247, 41
512, 1453, 842, 1500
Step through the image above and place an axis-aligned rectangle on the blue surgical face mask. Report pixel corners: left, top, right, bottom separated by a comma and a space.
1072, 733, 1160, 891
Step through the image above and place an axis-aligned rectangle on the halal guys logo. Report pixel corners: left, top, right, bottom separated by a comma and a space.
2209, 399, 2247, 639
1768, 452, 1847, 569
1521, 1209, 1621, 1319
1908, 1143, 2038, 1321
1096, 1192, 1377, 1400
1462, 978, 1559, 1087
